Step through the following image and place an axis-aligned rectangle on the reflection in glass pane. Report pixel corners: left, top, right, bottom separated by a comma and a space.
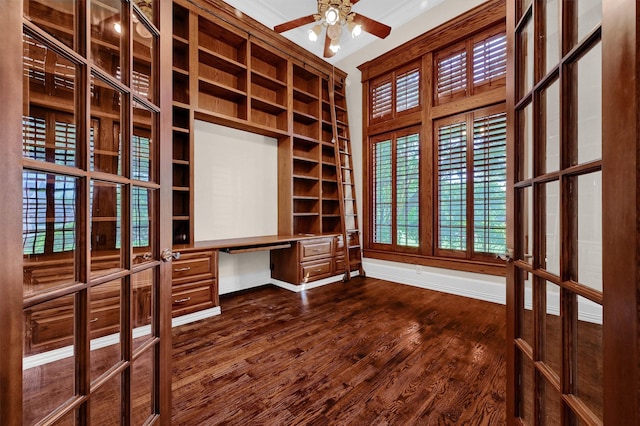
132, 348, 155, 424
134, 0, 155, 26
542, 80, 560, 173
133, 188, 155, 266
91, 373, 122, 424
91, 76, 123, 175
544, 0, 560, 74
518, 17, 534, 97
133, 101, 155, 183
577, 296, 603, 421
520, 104, 533, 181
577, 172, 602, 291
577, 0, 602, 43
23, 34, 77, 167
90, 0, 122, 81
519, 186, 533, 264
91, 180, 123, 278
519, 351, 535, 423
133, 9, 156, 103
90, 279, 122, 383
544, 281, 561, 376
518, 0, 532, 23
519, 267, 534, 346
544, 180, 560, 276
23, 172, 78, 297
542, 378, 562, 426
23, 295, 75, 424
133, 269, 155, 352
24, 1, 75, 48
576, 43, 602, 165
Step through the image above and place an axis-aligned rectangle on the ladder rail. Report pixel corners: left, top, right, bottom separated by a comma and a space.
328, 74, 364, 280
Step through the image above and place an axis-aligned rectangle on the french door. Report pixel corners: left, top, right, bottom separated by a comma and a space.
507, 0, 639, 424
0, 0, 172, 424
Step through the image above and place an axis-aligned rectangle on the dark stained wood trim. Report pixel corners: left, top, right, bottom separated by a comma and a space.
159, 0, 174, 423
601, 0, 640, 424
0, 0, 23, 425
505, 0, 517, 423
358, 0, 506, 81
0, 2, 24, 424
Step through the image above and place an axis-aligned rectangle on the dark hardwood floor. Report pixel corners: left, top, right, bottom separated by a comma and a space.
171, 277, 507, 425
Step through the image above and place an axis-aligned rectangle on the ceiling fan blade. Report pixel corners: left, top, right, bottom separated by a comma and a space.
350, 0, 361, 4
353, 14, 392, 39
274, 14, 316, 33
323, 33, 336, 58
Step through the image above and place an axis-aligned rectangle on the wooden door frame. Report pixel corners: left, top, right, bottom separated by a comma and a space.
0, 2, 173, 423
0, 1, 25, 423
601, 0, 639, 424
506, 0, 640, 424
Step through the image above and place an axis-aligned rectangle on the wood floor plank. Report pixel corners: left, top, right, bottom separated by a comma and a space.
171, 277, 506, 425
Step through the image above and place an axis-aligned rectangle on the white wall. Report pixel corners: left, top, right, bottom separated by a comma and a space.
335, 0, 505, 303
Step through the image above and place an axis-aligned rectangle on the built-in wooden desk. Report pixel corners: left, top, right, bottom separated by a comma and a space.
172, 234, 345, 307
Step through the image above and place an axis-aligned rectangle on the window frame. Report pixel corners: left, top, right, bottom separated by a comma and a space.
369, 126, 422, 254
369, 61, 422, 125
360, 1, 506, 275
434, 104, 507, 262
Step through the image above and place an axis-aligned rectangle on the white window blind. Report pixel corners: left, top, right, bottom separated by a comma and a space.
437, 121, 467, 251
396, 68, 420, 113
473, 113, 507, 254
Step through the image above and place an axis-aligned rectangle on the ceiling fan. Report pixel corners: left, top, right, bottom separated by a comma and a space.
274, 0, 392, 58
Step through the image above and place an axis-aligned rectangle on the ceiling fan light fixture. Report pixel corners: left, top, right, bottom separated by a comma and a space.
348, 21, 362, 38
308, 24, 322, 42
326, 22, 342, 40
329, 38, 341, 53
324, 6, 340, 26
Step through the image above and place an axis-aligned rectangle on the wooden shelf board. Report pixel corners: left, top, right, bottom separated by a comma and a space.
251, 96, 287, 115
251, 70, 287, 90
293, 87, 318, 104
198, 77, 247, 101
199, 46, 247, 75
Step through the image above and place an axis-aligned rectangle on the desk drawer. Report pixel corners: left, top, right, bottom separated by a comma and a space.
301, 259, 332, 282
172, 251, 215, 281
171, 280, 216, 317
300, 238, 333, 261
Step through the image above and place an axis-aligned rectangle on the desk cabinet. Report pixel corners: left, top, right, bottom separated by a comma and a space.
270, 236, 344, 285
171, 249, 219, 317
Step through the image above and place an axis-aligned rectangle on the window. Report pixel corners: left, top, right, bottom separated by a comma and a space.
370, 63, 421, 123
435, 108, 507, 258
372, 129, 420, 250
435, 28, 506, 104
361, 7, 506, 273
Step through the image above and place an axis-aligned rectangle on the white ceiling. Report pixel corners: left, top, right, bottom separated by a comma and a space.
221, 0, 446, 64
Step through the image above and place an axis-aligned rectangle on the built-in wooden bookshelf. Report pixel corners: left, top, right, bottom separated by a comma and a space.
171, 0, 353, 249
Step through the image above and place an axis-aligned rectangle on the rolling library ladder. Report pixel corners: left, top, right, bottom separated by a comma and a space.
329, 75, 365, 281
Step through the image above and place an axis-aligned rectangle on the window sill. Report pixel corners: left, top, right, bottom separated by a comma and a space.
363, 249, 506, 277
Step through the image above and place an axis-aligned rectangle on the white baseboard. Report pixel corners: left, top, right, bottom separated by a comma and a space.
270, 272, 359, 292
362, 258, 506, 305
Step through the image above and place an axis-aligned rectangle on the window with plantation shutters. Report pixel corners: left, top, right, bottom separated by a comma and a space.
473, 31, 507, 90
396, 133, 420, 247
437, 120, 467, 251
435, 27, 506, 104
371, 130, 420, 249
373, 139, 392, 244
473, 112, 507, 254
436, 47, 467, 103
435, 107, 507, 258
369, 62, 421, 123
396, 67, 420, 113
371, 78, 392, 121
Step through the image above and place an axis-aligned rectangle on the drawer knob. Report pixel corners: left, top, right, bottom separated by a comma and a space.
173, 297, 191, 304
89, 317, 99, 323
174, 266, 191, 273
